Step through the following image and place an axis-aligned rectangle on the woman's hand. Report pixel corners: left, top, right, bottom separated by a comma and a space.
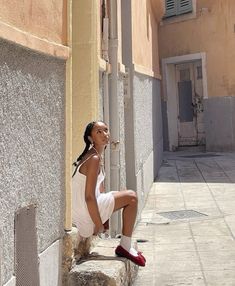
93, 224, 105, 236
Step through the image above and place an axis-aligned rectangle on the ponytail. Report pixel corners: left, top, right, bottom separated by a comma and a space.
72, 121, 96, 167
72, 142, 91, 167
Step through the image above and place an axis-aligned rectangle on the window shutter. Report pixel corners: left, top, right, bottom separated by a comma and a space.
165, 0, 177, 17
177, 0, 193, 15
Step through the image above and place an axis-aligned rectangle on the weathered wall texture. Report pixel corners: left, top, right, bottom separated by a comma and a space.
132, 0, 162, 75
118, 76, 127, 190
159, 0, 235, 98
122, 0, 164, 210
0, 39, 65, 284
204, 97, 235, 151
72, 0, 99, 159
0, 0, 67, 44
133, 72, 163, 210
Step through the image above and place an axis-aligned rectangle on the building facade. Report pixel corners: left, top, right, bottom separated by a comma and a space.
159, 0, 235, 151
121, 0, 164, 216
0, 1, 69, 285
68, 0, 165, 237
1, 0, 165, 285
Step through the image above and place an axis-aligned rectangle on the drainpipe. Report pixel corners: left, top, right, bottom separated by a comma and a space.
102, 0, 111, 196
109, 0, 121, 237
64, 0, 73, 231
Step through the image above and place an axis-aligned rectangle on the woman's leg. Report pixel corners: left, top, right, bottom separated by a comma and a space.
112, 190, 146, 266
112, 190, 138, 237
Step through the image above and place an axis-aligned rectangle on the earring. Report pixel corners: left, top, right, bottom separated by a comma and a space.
88, 136, 93, 144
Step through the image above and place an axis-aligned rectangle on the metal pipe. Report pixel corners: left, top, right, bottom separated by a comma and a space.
103, 72, 111, 196
109, 0, 121, 237
64, 0, 73, 231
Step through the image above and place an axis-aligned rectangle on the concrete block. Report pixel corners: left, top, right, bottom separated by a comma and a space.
62, 227, 95, 286
68, 238, 138, 286
68, 259, 138, 286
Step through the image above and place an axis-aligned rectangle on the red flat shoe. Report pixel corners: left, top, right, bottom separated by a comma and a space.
115, 245, 145, 267
138, 251, 146, 262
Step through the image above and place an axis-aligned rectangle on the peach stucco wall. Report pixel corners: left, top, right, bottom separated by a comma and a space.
0, 0, 67, 44
159, 0, 235, 97
132, 0, 164, 77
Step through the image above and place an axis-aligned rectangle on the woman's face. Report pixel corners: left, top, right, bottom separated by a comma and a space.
91, 122, 110, 146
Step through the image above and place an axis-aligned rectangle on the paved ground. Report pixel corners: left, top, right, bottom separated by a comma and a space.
133, 151, 235, 286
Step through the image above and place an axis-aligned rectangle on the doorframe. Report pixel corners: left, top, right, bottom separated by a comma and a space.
162, 52, 208, 151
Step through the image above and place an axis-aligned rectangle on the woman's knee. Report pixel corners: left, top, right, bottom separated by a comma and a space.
126, 190, 138, 205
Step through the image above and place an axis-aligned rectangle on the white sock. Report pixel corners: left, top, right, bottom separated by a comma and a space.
120, 235, 138, 257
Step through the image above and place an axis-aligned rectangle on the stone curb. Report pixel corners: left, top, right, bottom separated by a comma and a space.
63, 228, 139, 286
68, 238, 138, 286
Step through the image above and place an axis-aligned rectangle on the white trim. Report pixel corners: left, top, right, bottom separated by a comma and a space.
39, 240, 61, 286
162, 52, 208, 151
162, 52, 208, 98
99, 58, 111, 74
3, 277, 16, 286
118, 62, 126, 75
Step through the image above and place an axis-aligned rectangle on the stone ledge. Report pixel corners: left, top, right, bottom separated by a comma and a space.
68, 238, 138, 286
62, 227, 94, 286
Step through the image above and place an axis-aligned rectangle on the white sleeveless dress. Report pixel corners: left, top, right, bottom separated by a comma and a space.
72, 156, 116, 238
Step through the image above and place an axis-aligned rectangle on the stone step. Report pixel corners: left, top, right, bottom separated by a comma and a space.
68, 238, 138, 286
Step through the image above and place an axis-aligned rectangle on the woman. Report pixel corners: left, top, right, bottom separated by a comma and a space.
72, 121, 145, 266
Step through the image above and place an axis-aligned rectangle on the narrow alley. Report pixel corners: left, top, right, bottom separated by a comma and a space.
134, 150, 235, 286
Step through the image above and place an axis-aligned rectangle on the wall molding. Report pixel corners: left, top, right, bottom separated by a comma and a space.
133, 63, 162, 80
0, 20, 70, 59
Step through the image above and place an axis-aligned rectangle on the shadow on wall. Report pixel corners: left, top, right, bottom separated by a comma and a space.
152, 78, 164, 180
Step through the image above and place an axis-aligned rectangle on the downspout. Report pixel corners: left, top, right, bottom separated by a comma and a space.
109, 0, 121, 237
64, 0, 72, 231
102, 0, 111, 199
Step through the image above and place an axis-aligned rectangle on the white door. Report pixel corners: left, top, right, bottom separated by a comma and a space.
176, 61, 205, 146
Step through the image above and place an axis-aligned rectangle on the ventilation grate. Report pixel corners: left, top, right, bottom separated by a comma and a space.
15, 204, 40, 286
157, 210, 207, 220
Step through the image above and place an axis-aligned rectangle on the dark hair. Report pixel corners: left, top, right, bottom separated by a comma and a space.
73, 121, 97, 167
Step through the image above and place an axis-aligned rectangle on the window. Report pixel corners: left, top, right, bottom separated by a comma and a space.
164, 0, 193, 18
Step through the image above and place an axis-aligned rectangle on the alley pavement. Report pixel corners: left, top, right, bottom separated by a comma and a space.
133, 150, 235, 286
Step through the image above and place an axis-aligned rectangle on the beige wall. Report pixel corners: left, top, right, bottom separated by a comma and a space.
117, 0, 123, 65
159, 0, 235, 97
0, 0, 69, 58
72, 0, 99, 160
132, 0, 164, 77
0, 0, 67, 44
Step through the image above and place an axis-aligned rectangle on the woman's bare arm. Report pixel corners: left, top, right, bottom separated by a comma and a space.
84, 155, 104, 233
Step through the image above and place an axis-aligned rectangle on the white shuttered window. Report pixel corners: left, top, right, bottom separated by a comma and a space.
165, 0, 193, 18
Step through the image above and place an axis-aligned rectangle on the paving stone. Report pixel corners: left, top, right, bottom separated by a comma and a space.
199, 250, 235, 270
134, 151, 235, 285
190, 219, 232, 236
204, 270, 235, 286
224, 215, 235, 237
194, 235, 235, 252
135, 271, 205, 286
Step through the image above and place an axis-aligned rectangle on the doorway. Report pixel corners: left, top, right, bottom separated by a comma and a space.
176, 61, 205, 146
162, 53, 208, 151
